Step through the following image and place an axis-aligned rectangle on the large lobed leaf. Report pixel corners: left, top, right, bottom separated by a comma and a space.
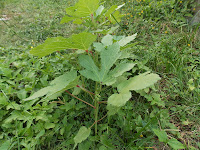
30, 32, 97, 57
107, 72, 161, 109
24, 71, 78, 101
79, 43, 121, 83
78, 55, 101, 81
75, 0, 99, 17
99, 43, 121, 81
102, 62, 135, 85
61, 0, 99, 24
117, 72, 161, 93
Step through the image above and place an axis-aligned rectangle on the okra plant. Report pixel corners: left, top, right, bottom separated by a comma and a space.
24, 0, 160, 148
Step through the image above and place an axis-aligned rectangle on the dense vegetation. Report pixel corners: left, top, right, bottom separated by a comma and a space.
0, 0, 199, 149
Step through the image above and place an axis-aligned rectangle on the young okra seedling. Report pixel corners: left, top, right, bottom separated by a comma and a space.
24, 0, 161, 148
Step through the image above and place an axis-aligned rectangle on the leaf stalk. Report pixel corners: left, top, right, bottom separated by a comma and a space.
65, 90, 96, 109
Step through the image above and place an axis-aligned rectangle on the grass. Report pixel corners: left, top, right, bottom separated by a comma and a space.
0, 0, 200, 149
0, 0, 77, 47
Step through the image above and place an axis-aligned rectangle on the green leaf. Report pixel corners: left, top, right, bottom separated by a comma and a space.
6, 102, 21, 110
109, 62, 136, 77
106, 105, 120, 116
107, 25, 120, 34
3, 111, 20, 124
73, 126, 91, 149
107, 91, 131, 107
79, 43, 121, 83
120, 42, 139, 51
0, 140, 10, 150
35, 130, 45, 139
101, 34, 113, 46
79, 55, 100, 81
168, 138, 185, 150
30, 32, 97, 57
109, 11, 124, 24
151, 93, 165, 107
66, 6, 78, 16
118, 33, 137, 47
105, 5, 118, 17
99, 43, 121, 82
100, 135, 116, 149
17, 89, 27, 100
117, 72, 161, 93
102, 77, 116, 86
24, 71, 78, 101
35, 111, 49, 122
60, 15, 76, 24
62, 0, 99, 22
152, 129, 168, 143
99, 145, 108, 150
112, 76, 127, 87
44, 122, 55, 129
3, 110, 32, 124
73, 18, 83, 24
78, 141, 92, 150
74, 0, 99, 17
60, 128, 65, 135
0, 96, 8, 105
95, 5, 104, 16
93, 42, 105, 52
72, 87, 81, 95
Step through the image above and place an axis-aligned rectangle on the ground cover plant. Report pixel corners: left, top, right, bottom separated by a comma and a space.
0, 0, 200, 149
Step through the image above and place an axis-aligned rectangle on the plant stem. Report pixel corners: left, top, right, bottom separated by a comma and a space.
94, 100, 99, 135
79, 85, 95, 95
98, 101, 107, 104
90, 114, 107, 128
94, 82, 102, 135
65, 90, 96, 109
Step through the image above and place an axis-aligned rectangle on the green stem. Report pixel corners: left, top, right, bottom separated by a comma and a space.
94, 100, 99, 135
94, 82, 102, 135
